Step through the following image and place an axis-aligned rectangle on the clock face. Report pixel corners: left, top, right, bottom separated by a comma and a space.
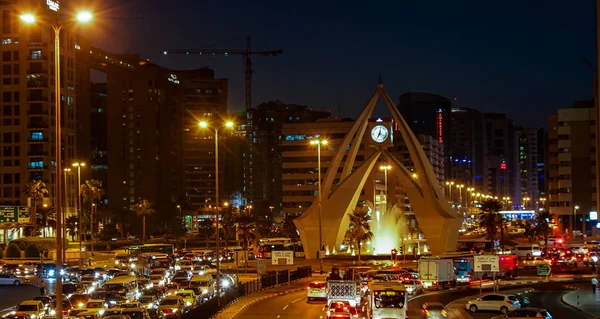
371, 125, 389, 143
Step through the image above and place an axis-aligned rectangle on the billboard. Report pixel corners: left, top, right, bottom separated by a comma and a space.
0, 206, 29, 224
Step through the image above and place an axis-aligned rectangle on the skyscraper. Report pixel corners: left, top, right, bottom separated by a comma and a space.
450, 107, 486, 189
517, 127, 545, 208
483, 113, 519, 203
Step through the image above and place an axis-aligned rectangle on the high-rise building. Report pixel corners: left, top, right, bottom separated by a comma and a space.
547, 101, 596, 235
450, 107, 486, 189
483, 113, 519, 203
89, 83, 107, 204
398, 92, 452, 177
249, 101, 330, 214
0, 1, 79, 209
517, 127, 545, 208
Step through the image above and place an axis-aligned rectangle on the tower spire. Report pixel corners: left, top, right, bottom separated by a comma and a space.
378, 74, 384, 88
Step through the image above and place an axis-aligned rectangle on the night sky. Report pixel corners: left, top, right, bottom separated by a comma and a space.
85, 0, 597, 127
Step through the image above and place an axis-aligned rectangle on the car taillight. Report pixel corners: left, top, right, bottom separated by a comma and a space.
423, 310, 430, 316
507, 300, 514, 305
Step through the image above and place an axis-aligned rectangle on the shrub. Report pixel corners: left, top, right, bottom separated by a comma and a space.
24, 244, 41, 258
10, 237, 57, 251
6, 243, 21, 258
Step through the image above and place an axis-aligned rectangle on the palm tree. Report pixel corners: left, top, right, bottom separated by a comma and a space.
134, 199, 156, 243
348, 208, 374, 264
236, 215, 256, 269
281, 215, 299, 242
535, 210, 554, 251
22, 180, 48, 235
66, 216, 78, 241
480, 199, 504, 251
80, 180, 104, 240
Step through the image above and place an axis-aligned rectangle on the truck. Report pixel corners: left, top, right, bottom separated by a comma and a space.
452, 257, 474, 283
367, 280, 407, 319
327, 280, 361, 307
418, 257, 455, 289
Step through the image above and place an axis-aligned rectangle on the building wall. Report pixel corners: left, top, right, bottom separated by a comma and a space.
484, 113, 519, 202
547, 102, 596, 234
517, 127, 545, 208
450, 107, 486, 190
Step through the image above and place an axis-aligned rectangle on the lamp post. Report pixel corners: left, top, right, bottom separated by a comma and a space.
199, 119, 234, 308
310, 139, 328, 272
63, 168, 70, 262
20, 11, 92, 318
176, 205, 182, 228
573, 205, 580, 237
379, 165, 392, 206
72, 162, 85, 266
445, 181, 455, 203
466, 188, 474, 210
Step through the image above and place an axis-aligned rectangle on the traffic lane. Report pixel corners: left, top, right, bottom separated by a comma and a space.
0, 285, 41, 313
407, 289, 478, 318
237, 290, 327, 319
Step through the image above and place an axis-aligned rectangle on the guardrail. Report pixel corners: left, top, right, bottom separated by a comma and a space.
182, 266, 312, 319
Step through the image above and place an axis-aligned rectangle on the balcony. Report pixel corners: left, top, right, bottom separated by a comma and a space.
28, 150, 49, 156
27, 138, 48, 143
28, 55, 48, 61
28, 121, 49, 129
27, 109, 48, 116
27, 79, 48, 88
27, 68, 48, 75
28, 42, 48, 48
27, 95, 48, 102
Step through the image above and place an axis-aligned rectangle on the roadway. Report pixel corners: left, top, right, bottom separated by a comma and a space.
0, 285, 40, 314
236, 282, 589, 319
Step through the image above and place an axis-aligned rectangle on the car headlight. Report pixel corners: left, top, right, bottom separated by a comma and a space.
98, 309, 105, 315
185, 301, 191, 306
222, 280, 229, 288
49, 310, 56, 316
48, 270, 55, 276
172, 308, 178, 312
202, 289, 208, 294
78, 303, 85, 308
130, 263, 136, 269
29, 315, 36, 319
60, 269, 65, 276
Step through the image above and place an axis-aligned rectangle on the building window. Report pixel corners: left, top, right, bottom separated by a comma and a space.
28, 161, 43, 169
1, 51, 9, 62
30, 131, 43, 141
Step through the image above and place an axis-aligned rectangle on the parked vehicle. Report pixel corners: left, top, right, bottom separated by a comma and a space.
465, 293, 521, 314
0, 273, 25, 286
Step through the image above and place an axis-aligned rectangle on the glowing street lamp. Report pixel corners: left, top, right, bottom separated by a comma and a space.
21, 10, 94, 318
198, 119, 234, 307
379, 165, 392, 202
310, 138, 328, 274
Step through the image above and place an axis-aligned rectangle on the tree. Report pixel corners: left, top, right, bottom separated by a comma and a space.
22, 180, 48, 235
197, 219, 215, 240
66, 216, 78, 241
480, 199, 504, 251
535, 210, 554, 251
281, 215, 299, 242
236, 215, 256, 269
134, 199, 156, 243
348, 208, 374, 264
81, 180, 104, 240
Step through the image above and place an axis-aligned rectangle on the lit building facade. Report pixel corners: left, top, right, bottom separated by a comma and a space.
517, 127, 545, 208
483, 113, 519, 204
450, 107, 486, 189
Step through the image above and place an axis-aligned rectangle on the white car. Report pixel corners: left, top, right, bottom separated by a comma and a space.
0, 274, 25, 286
306, 281, 327, 301
402, 279, 423, 295
465, 293, 520, 314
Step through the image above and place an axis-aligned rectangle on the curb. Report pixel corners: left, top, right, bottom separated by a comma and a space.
560, 287, 587, 314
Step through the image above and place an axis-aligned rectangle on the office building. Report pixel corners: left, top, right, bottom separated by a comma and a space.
517, 127, 545, 208
450, 107, 486, 189
547, 101, 596, 234
249, 101, 330, 215
398, 92, 452, 177
483, 113, 519, 203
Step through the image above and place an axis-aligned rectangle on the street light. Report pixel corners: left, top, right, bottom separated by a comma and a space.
379, 165, 392, 206
574, 205, 580, 237
310, 138, 328, 273
445, 181, 455, 203
198, 119, 234, 308
21, 11, 93, 318
72, 162, 86, 264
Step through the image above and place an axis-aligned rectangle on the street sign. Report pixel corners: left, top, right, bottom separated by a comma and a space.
318, 250, 326, 259
474, 255, 499, 272
0, 206, 27, 224
537, 263, 551, 276
272, 250, 294, 265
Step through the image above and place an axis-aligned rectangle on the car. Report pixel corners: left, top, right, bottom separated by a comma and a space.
49, 298, 73, 316
67, 308, 89, 318
72, 311, 101, 319
157, 296, 185, 317
491, 307, 552, 319
466, 294, 521, 314
0, 273, 25, 286
306, 281, 327, 301
165, 283, 180, 296
69, 294, 92, 308
515, 295, 530, 307
138, 295, 158, 309
421, 302, 448, 318
11, 300, 45, 318
149, 274, 164, 286
403, 279, 424, 295
522, 257, 546, 269
326, 302, 352, 319
122, 307, 152, 319
84, 299, 108, 316
120, 301, 144, 309
176, 289, 197, 308
104, 316, 131, 319
63, 283, 85, 295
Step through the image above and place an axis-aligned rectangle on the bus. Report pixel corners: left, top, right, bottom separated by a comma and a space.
256, 242, 296, 259
135, 253, 172, 276
367, 280, 407, 319
127, 244, 175, 259
101, 275, 139, 302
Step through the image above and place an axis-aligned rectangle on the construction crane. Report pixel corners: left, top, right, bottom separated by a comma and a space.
162, 36, 283, 116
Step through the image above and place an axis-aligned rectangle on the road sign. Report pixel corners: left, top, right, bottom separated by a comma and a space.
272, 250, 294, 265
537, 263, 551, 276
318, 250, 326, 259
474, 255, 499, 272
0, 206, 27, 224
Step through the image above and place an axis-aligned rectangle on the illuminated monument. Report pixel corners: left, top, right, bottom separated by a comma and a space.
294, 80, 463, 259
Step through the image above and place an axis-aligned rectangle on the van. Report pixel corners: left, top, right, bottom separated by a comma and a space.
515, 244, 541, 258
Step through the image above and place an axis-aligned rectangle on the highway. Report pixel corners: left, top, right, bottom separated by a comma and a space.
236, 282, 590, 319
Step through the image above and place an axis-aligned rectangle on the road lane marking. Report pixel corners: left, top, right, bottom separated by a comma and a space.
283, 305, 289, 310
291, 297, 303, 304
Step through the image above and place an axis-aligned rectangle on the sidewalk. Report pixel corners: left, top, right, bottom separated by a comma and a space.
561, 285, 600, 318
213, 274, 324, 319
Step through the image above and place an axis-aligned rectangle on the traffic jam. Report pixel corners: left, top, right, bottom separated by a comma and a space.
0, 244, 236, 319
